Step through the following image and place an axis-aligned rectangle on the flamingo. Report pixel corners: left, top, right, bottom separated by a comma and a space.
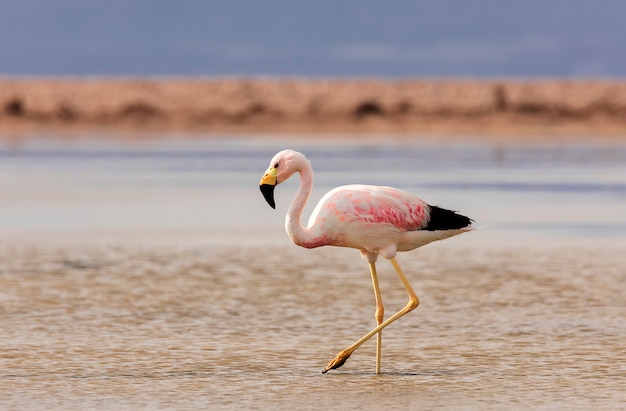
259, 149, 474, 374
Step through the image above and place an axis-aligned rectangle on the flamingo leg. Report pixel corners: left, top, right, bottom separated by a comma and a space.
323, 257, 420, 373
368, 262, 384, 374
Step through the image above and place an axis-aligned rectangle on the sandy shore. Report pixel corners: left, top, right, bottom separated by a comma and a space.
1, 78, 626, 137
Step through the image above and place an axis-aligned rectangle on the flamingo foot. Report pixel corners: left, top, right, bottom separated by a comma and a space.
322, 350, 352, 373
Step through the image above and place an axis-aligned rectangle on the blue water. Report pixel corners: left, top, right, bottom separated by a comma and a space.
1, 134, 625, 241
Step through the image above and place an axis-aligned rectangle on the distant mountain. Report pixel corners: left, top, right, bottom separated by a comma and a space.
1, 0, 624, 77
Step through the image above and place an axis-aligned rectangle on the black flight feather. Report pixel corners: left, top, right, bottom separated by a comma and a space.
425, 205, 473, 231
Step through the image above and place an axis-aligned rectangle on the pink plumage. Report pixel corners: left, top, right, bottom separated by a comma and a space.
311, 184, 430, 231
259, 149, 474, 374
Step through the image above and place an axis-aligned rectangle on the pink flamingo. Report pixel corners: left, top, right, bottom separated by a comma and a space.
260, 149, 474, 374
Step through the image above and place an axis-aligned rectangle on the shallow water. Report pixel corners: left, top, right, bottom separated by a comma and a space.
1, 134, 626, 409
2, 244, 625, 410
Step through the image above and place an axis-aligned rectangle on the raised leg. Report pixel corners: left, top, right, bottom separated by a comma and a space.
323, 257, 419, 373
369, 262, 384, 374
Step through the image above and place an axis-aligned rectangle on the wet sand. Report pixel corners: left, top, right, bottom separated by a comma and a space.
1, 240, 625, 410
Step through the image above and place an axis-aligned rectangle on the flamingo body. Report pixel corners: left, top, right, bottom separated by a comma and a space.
306, 184, 467, 257
259, 149, 474, 373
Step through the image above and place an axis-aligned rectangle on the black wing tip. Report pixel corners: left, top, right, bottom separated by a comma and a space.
425, 205, 473, 231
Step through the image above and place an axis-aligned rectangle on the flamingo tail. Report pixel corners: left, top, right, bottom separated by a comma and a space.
425, 206, 473, 231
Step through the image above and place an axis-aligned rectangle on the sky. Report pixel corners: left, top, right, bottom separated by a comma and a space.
0, 0, 624, 77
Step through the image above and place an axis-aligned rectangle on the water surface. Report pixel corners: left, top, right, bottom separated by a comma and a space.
1, 133, 625, 410
2, 134, 625, 243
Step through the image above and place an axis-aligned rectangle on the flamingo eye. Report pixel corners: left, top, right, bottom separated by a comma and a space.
274, 163, 279, 168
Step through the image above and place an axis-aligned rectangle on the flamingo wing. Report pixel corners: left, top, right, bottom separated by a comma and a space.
311, 184, 430, 231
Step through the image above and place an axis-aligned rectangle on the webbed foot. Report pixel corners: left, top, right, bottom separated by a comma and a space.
322, 350, 352, 373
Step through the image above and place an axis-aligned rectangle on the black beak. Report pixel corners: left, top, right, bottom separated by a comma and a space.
260, 184, 276, 209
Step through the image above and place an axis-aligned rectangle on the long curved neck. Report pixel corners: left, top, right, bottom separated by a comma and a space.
285, 162, 315, 245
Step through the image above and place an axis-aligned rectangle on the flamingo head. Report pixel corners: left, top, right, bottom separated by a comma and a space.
259, 149, 305, 209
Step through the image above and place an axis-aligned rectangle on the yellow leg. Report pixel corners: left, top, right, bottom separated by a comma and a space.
323, 257, 419, 373
369, 262, 384, 374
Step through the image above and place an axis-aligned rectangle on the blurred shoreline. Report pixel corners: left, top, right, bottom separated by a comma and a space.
1, 78, 626, 138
